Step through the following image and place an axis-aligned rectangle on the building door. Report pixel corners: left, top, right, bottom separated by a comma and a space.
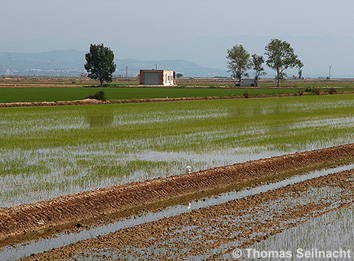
144, 72, 161, 85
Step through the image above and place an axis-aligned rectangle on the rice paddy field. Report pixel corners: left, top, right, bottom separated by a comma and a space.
0, 87, 302, 103
2, 76, 354, 89
1, 94, 353, 207
13, 167, 353, 260
1, 76, 354, 103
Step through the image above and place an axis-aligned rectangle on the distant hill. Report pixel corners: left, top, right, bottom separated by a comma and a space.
0, 50, 227, 77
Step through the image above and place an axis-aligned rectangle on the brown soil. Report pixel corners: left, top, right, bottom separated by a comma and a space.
0, 143, 353, 248
0, 84, 87, 88
0, 98, 110, 107
1, 91, 354, 108
22, 168, 353, 260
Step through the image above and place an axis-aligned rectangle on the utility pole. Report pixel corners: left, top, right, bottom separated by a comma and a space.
125, 66, 128, 78
155, 64, 158, 70
328, 65, 332, 79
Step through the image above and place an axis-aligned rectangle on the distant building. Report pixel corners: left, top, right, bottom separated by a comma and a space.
139, 70, 176, 86
235, 79, 256, 87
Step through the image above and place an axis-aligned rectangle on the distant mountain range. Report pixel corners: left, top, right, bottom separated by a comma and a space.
0, 50, 227, 77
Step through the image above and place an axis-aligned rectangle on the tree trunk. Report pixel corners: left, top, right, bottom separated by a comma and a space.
276, 68, 280, 87
100, 79, 103, 87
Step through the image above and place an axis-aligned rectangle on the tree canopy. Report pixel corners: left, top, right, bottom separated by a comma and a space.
296, 60, 304, 79
226, 45, 251, 83
84, 44, 116, 86
265, 39, 302, 87
251, 54, 265, 87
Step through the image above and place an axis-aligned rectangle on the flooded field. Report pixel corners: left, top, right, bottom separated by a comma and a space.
13, 166, 352, 261
1, 95, 353, 206
249, 207, 353, 261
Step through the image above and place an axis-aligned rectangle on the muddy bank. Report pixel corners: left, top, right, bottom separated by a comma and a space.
0, 98, 110, 107
0, 84, 88, 88
0, 143, 353, 247
0, 95, 283, 108
22, 169, 353, 260
1, 91, 353, 108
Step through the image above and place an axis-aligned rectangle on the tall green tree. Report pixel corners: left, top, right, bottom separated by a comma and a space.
84, 44, 116, 86
251, 54, 265, 87
226, 45, 251, 84
265, 39, 301, 87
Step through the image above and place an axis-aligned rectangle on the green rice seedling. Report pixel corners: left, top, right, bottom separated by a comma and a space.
0, 94, 353, 206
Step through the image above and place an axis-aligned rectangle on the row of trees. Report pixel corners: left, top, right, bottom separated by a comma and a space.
84, 39, 303, 87
227, 39, 303, 87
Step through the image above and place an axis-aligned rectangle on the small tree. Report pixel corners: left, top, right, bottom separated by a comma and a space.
296, 60, 304, 79
84, 44, 116, 86
226, 45, 251, 85
251, 54, 265, 87
265, 39, 301, 87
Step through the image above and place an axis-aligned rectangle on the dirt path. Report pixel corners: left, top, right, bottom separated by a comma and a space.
22, 168, 353, 260
0, 144, 353, 248
0, 84, 88, 88
0, 95, 283, 108
1, 92, 354, 108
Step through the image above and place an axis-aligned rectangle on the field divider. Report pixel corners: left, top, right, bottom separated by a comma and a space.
0, 96, 263, 107
1, 91, 354, 108
0, 143, 353, 246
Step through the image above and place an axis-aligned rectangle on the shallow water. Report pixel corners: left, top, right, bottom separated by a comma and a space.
1, 164, 352, 261
235, 207, 354, 261
1, 98, 353, 207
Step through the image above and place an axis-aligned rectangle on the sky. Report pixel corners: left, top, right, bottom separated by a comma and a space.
2, 0, 354, 76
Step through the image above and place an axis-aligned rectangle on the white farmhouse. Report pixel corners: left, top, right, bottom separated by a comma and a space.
139, 70, 176, 86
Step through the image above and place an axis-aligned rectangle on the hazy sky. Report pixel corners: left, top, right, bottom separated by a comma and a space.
2, 0, 354, 76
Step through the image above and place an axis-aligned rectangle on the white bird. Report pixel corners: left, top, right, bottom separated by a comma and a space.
187, 202, 192, 210
186, 165, 192, 174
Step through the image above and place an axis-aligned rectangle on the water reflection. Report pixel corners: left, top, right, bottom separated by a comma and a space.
86, 110, 114, 128
230, 103, 287, 117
